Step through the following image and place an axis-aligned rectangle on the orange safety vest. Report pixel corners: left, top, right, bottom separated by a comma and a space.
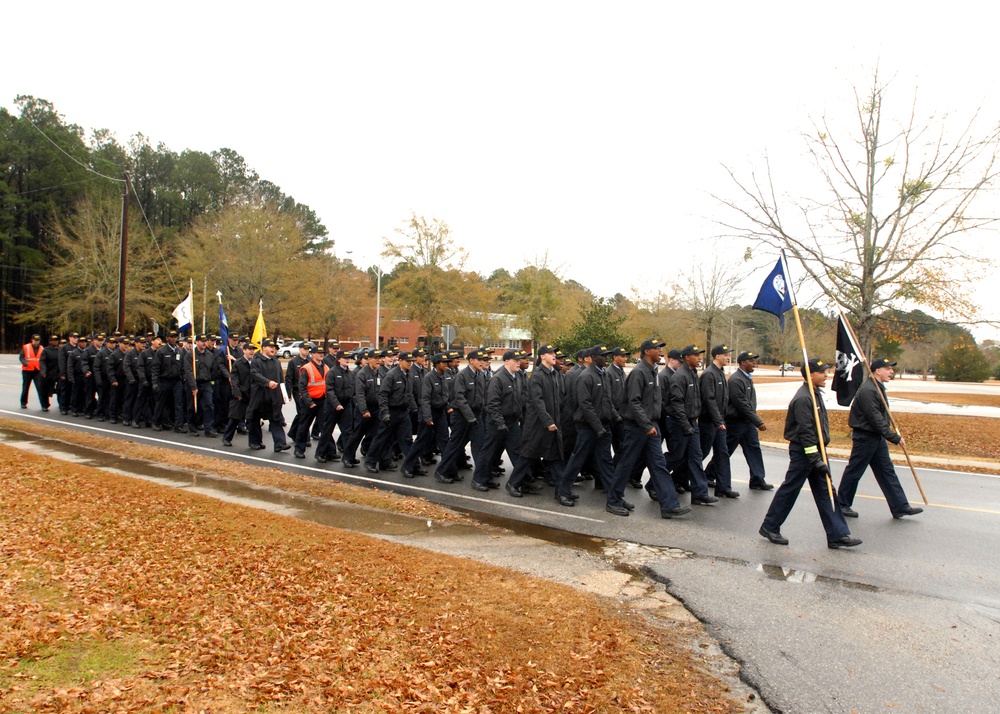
301, 361, 327, 399
21, 343, 42, 371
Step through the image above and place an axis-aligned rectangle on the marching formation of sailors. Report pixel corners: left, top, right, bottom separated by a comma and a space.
22, 331, 783, 523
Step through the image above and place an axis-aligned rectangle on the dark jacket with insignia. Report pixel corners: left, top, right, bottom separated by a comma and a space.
624, 358, 661, 433
123, 349, 142, 385
378, 365, 417, 415
184, 348, 218, 390
325, 362, 355, 410
451, 365, 485, 423
668, 362, 701, 433
106, 347, 127, 385
699, 362, 729, 428
151, 343, 182, 386
784, 382, 830, 450
848, 378, 900, 444
726, 368, 763, 427
93, 345, 109, 387
42, 344, 60, 378
608, 362, 628, 416
139, 348, 157, 386
285, 355, 308, 400
58, 342, 74, 378
353, 364, 381, 415
485, 367, 522, 429
420, 368, 452, 423
574, 364, 619, 434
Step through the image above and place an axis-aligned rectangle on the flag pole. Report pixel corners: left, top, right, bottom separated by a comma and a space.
190, 278, 198, 414
218, 290, 233, 370
835, 305, 928, 505
782, 251, 837, 509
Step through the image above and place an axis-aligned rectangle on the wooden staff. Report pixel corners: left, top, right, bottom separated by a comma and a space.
783, 251, 837, 508
836, 307, 929, 505
190, 278, 198, 413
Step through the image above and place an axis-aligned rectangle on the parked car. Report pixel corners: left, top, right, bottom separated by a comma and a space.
280, 341, 306, 359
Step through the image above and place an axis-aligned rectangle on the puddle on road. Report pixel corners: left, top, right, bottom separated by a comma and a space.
753, 563, 880, 591
0, 428, 607, 551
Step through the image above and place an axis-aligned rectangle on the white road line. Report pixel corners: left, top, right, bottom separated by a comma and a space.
0, 410, 606, 523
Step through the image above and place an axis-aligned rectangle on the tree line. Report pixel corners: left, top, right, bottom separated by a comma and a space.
3, 89, 996, 381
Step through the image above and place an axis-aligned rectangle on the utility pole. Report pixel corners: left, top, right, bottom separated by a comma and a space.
116, 171, 130, 332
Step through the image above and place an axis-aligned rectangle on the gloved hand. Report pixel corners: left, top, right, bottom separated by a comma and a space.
809, 455, 830, 476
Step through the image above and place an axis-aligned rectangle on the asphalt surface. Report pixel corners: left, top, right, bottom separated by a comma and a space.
4, 358, 999, 713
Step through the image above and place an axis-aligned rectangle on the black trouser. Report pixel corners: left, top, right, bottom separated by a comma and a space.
665, 415, 692, 491
215, 377, 232, 431
726, 419, 767, 487
763, 445, 850, 540
95, 380, 108, 418
342, 406, 380, 463
609, 422, 682, 512
437, 413, 481, 479
475, 416, 523, 487
72, 374, 95, 416
666, 421, 710, 500
402, 408, 443, 473
20, 370, 43, 408
318, 402, 352, 460
249, 406, 287, 448
189, 382, 215, 433
366, 406, 413, 468
134, 383, 152, 425
295, 398, 325, 453
107, 382, 125, 421
57, 377, 70, 413
154, 377, 185, 428
42, 375, 58, 408
122, 382, 139, 423
837, 431, 912, 514
558, 424, 613, 499
700, 418, 732, 491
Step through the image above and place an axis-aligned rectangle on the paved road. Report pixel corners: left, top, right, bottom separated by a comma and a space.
4, 359, 999, 713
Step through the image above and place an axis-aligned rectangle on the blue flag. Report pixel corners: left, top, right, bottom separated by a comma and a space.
218, 299, 230, 356
752, 255, 794, 331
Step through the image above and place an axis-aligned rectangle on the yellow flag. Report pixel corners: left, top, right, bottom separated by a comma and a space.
250, 300, 266, 348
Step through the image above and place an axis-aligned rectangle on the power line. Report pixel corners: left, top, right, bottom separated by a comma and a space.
26, 118, 126, 184
10, 177, 101, 197
126, 173, 180, 298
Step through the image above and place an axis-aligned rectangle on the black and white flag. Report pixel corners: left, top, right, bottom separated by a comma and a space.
832, 314, 864, 406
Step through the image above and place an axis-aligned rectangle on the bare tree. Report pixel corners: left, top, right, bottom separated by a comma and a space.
675, 252, 744, 347
718, 72, 1000, 355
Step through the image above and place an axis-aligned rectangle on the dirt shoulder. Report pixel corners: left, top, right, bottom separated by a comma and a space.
0, 443, 745, 713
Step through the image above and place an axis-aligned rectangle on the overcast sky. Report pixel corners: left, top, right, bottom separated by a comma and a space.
6, 1, 1000, 338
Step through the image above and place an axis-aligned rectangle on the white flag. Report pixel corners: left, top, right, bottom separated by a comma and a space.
172, 291, 193, 332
